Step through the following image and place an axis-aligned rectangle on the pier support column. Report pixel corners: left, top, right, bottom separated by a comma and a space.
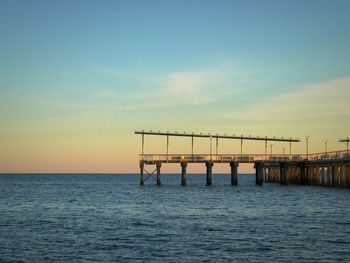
255, 162, 264, 185
299, 165, 305, 185
314, 167, 320, 186
321, 167, 325, 186
280, 163, 288, 185
156, 162, 161, 185
305, 167, 310, 185
230, 161, 239, 186
275, 167, 279, 183
346, 165, 350, 189
334, 166, 339, 187
327, 166, 332, 187
309, 167, 314, 185
181, 162, 187, 186
296, 166, 300, 184
289, 166, 294, 184
308, 167, 313, 185
140, 162, 144, 186
331, 166, 336, 187
340, 166, 345, 188
288, 166, 292, 184
206, 162, 213, 186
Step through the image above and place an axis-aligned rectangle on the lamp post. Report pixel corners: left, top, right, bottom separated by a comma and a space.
270, 143, 273, 156
305, 135, 309, 160
325, 139, 328, 157
240, 136, 243, 156
210, 136, 212, 160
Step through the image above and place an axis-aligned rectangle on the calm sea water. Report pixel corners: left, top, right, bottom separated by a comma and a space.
0, 173, 350, 262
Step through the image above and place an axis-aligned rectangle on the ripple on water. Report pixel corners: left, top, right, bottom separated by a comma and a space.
0, 173, 350, 262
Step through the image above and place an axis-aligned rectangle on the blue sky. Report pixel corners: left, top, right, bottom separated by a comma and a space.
1, 0, 350, 172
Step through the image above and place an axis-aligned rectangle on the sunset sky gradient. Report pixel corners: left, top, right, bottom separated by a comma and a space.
1, 0, 350, 173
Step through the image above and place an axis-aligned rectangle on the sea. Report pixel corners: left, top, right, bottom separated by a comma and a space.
0, 173, 350, 262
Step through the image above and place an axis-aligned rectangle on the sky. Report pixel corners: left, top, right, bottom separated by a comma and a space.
1, 0, 350, 173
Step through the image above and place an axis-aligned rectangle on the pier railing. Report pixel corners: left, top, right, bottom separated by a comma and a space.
140, 150, 350, 163
140, 153, 301, 163
306, 150, 350, 161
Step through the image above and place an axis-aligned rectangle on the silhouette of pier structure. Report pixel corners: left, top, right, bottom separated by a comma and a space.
135, 131, 350, 188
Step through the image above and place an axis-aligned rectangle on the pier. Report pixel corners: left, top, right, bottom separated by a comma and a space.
136, 131, 350, 188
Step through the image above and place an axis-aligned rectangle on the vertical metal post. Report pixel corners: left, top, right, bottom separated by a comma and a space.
181, 162, 187, 186
140, 162, 144, 186
210, 136, 212, 160
216, 135, 218, 158
305, 135, 309, 160
241, 137, 243, 156
270, 143, 273, 156
142, 133, 144, 160
230, 162, 238, 186
166, 135, 169, 161
265, 140, 267, 160
156, 162, 161, 185
289, 139, 292, 158
206, 162, 213, 186
191, 135, 194, 156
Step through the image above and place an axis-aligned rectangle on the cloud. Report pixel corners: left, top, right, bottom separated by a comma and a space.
221, 77, 350, 136
94, 68, 153, 83
160, 67, 234, 105
91, 65, 237, 108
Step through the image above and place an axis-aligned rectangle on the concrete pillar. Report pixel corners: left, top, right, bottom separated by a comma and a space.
269, 166, 274, 183
206, 162, 213, 186
270, 167, 274, 183
300, 165, 306, 185
314, 167, 320, 186
340, 165, 345, 188
346, 165, 350, 189
292, 166, 297, 184
230, 161, 238, 186
280, 163, 288, 185
181, 162, 187, 186
286, 166, 291, 184
255, 162, 264, 185
308, 167, 313, 185
310, 167, 315, 185
346, 165, 350, 188
331, 166, 336, 187
140, 162, 144, 186
334, 166, 339, 187
321, 167, 325, 186
305, 167, 309, 185
327, 166, 332, 187
296, 166, 300, 184
156, 162, 161, 185
290, 166, 295, 184
271, 167, 274, 183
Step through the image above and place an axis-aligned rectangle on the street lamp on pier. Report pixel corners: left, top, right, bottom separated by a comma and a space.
270, 143, 273, 156
305, 135, 309, 160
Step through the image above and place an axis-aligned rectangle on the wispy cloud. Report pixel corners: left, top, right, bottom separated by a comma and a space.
94, 68, 154, 84
220, 77, 350, 136
91, 65, 238, 108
